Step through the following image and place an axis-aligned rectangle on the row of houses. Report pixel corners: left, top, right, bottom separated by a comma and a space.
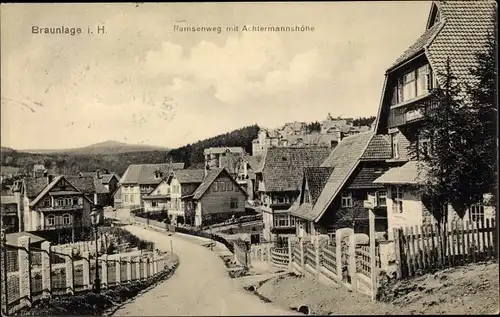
258, 0, 496, 244
252, 116, 371, 157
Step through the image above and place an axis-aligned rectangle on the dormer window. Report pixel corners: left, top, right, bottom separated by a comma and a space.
392, 64, 434, 106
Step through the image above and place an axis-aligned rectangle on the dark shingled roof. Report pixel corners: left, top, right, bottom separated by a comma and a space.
361, 134, 392, 160
345, 166, 388, 189
65, 176, 109, 194
120, 163, 185, 185
259, 147, 331, 192
101, 173, 120, 184
303, 167, 334, 205
24, 177, 50, 198
192, 168, 222, 200
171, 169, 205, 184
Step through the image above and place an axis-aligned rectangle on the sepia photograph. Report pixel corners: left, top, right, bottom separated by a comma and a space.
0, 1, 498, 316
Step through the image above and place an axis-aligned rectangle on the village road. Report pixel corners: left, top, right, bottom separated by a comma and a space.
112, 225, 299, 316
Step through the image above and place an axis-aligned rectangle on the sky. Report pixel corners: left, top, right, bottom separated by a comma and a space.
1, 1, 431, 150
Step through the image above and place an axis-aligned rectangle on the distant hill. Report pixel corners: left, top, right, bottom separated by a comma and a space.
21, 140, 169, 155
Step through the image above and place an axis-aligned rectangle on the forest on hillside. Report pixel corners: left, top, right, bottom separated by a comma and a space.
0, 125, 260, 176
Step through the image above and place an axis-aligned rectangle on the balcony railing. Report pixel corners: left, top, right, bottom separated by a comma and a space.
36, 222, 86, 231
38, 204, 84, 212
388, 97, 438, 128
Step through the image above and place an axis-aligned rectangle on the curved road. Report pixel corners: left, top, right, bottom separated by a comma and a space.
113, 225, 298, 316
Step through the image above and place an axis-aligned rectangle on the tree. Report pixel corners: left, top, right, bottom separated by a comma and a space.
415, 51, 496, 227
466, 17, 498, 207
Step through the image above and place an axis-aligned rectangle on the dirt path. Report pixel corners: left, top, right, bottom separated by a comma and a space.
112, 225, 299, 316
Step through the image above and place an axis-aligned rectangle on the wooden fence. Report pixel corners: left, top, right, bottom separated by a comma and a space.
393, 218, 497, 279
0, 233, 173, 315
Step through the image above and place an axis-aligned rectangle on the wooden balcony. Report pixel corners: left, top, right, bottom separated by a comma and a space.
388, 96, 439, 129
36, 221, 86, 231
38, 204, 84, 212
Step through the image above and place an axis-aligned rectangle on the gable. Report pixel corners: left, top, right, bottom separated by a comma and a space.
150, 181, 170, 196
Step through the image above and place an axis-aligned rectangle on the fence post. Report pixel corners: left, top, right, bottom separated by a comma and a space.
348, 234, 357, 290
143, 258, 149, 279
65, 248, 74, 295
82, 251, 90, 289
267, 245, 272, 264
115, 256, 121, 283
335, 234, 342, 282
393, 228, 402, 279
1, 229, 8, 315
126, 257, 132, 282
41, 241, 52, 299
135, 259, 141, 280
153, 253, 158, 275
299, 238, 305, 275
149, 254, 154, 277
287, 237, 293, 272
369, 208, 377, 301
314, 238, 320, 282
101, 254, 108, 289
18, 236, 31, 309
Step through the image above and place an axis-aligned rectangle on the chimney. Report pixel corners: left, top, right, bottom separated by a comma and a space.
47, 174, 54, 184
96, 169, 101, 179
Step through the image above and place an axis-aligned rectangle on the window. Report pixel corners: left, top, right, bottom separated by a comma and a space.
62, 214, 71, 225
469, 204, 485, 222
213, 182, 218, 192
64, 198, 72, 206
220, 181, 226, 192
42, 198, 50, 207
230, 198, 238, 209
304, 189, 310, 203
290, 216, 296, 227
403, 71, 416, 101
46, 215, 55, 226
57, 198, 64, 206
152, 201, 158, 207
377, 190, 387, 206
130, 195, 135, 203
228, 181, 233, 191
416, 64, 430, 96
124, 195, 128, 202
392, 186, 404, 213
73, 197, 79, 205
273, 214, 289, 227
392, 134, 399, 159
341, 192, 353, 207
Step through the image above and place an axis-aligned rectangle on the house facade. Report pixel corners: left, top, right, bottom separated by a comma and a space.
192, 168, 247, 227
291, 131, 393, 237
143, 179, 171, 213
372, 0, 497, 240
118, 163, 185, 209
166, 169, 205, 225
256, 146, 331, 242
235, 155, 261, 201
11, 175, 93, 240
1, 196, 19, 233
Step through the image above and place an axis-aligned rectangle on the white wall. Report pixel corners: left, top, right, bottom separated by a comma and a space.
387, 186, 423, 240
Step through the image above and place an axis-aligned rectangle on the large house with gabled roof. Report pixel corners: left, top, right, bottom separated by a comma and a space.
11, 174, 94, 240
164, 169, 205, 225
255, 146, 331, 242
371, 0, 496, 239
118, 163, 185, 209
290, 131, 393, 237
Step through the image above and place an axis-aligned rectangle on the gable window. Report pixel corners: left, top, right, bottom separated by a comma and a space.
220, 181, 226, 192
391, 134, 399, 159
56, 198, 64, 207
469, 204, 484, 222
62, 214, 71, 225
392, 186, 404, 213
213, 182, 218, 192
341, 192, 353, 208
42, 198, 50, 207
416, 64, 430, 95
228, 181, 233, 191
304, 189, 310, 203
230, 198, 238, 209
73, 197, 79, 205
377, 190, 387, 206
46, 214, 55, 226
403, 71, 416, 101
64, 198, 72, 206
152, 201, 158, 208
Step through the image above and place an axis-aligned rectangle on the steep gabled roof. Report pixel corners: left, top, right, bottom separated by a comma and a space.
192, 168, 245, 200
259, 147, 331, 192
303, 167, 335, 205
101, 173, 120, 184
24, 177, 50, 198
171, 169, 205, 184
311, 130, 392, 222
120, 163, 185, 185
375, 0, 496, 133
29, 176, 64, 206
65, 175, 109, 194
